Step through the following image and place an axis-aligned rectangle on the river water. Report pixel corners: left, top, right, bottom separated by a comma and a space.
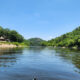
0, 47, 80, 80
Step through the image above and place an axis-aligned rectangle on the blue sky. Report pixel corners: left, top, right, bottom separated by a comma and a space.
0, 0, 80, 40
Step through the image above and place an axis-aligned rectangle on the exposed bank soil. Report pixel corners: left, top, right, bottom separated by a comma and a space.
0, 44, 21, 48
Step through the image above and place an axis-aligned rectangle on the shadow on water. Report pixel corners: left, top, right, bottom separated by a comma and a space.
0, 48, 23, 67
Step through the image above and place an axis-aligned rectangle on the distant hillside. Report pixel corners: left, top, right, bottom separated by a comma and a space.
28, 38, 46, 46
48, 26, 80, 48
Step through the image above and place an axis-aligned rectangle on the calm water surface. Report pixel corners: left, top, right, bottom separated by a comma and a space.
0, 47, 80, 80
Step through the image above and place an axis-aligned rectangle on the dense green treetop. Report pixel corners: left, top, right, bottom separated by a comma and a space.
0, 26, 24, 42
48, 26, 80, 48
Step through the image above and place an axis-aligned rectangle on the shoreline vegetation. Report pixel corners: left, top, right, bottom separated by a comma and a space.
0, 26, 80, 49
0, 26, 29, 48
47, 26, 80, 49
28, 26, 80, 50
27, 26, 80, 50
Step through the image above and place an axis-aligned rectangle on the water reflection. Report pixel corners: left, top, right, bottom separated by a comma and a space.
28, 46, 46, 53
54, 48, 80, 73
0, 47, 80, 80
0, 48, 23, 67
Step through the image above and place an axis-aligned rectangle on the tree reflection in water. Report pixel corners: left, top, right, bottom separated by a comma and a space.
0, 48, 23, 67
54, 48, 80, 73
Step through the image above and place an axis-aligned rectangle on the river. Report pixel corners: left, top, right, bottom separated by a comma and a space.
0, 47, 80, 80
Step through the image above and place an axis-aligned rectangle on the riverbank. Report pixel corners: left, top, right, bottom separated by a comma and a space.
53, 46, 79, 50
0, 42, 27, 48
0, 44, 18, 48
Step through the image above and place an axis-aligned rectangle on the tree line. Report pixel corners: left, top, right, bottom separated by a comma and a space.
47, 26, 80, 48
1, 26, 80, 48
0, 26, 24, 42
27, 26, 80, 47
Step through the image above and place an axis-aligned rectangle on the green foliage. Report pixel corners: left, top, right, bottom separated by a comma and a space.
48, 26, 80, 48
9, 30, 24, 42
41, 41, 48, 46
23, 39, 30, 46
28, 38, 46, 46
1, 26, 80, 47
0, 26, 24, 42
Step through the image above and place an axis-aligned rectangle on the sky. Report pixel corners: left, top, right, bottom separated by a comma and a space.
0, 0, 80, 40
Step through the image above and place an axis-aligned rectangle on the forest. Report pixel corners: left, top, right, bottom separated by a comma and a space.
28, 26, 80, 48
1, 26, 80, 48
47, 26, 80, 48
0, 26, 24, 42
0, 26, 30, 46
